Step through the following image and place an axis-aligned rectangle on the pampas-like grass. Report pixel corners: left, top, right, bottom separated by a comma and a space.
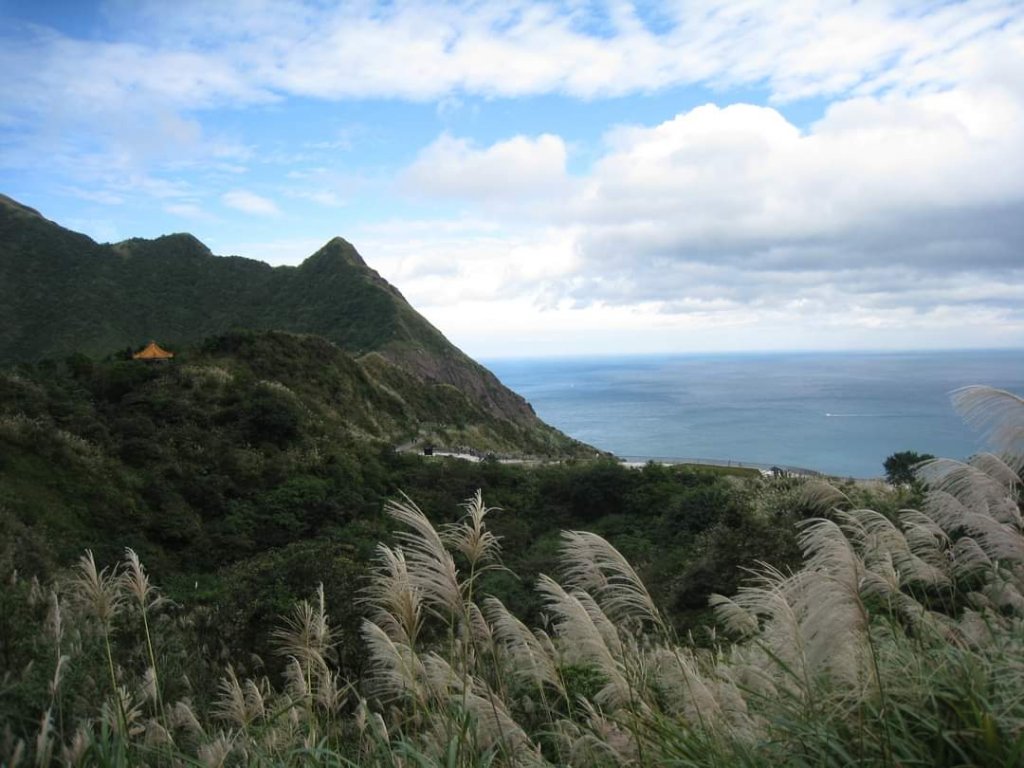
951, 385, 1024, 460
69, 550, 123, 627
536, 575, 629, 709
482, 596, 561, 691
559, 530, 666, 635
443, 489, 503, 570
363, 544, 423, 646
8, 378, 1024, 768
386, 494, 462, 617
271, 582, 333, 675
213, 666, 256, 728
360, 620, 427, 705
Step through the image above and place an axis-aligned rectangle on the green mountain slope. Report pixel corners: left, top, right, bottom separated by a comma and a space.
0, 193, 559, 438
0, 328, 594, 570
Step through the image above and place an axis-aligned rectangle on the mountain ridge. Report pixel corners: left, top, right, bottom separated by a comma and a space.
0, 194, 578, 453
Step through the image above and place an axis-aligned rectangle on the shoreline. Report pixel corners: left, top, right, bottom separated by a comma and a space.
406, 445, 885, 481
618, 455, 823, 477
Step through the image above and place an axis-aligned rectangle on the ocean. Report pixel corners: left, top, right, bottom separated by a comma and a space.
484, 350, 1024, 478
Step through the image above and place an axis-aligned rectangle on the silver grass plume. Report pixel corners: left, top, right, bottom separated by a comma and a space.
143, 719, 172, 747
900, 510, 952, 574
283, 657, 309, 702
482, 596, 561, 690
141, 666, 159, 703
557, 722, 623, 768
727, 558, 866, 696
316, 667, 347, 713
101, 686, 143, 737
421, 650, 464, 699
793, 519, 873, 686
360, 620, 426, 704
536, 575, 629, 708
799, 517, 864, 596
386, 494, 462, 616
48, 654, 68, 700
198, 734, 233, 768
442, 490, 502, 569
920, 455, 1022, 531
574, 698, 638, 763
44, 591, 62, 645
271, 583, 333, 675
843, 508, 950, 591
950, 535, 993, 579
122, 548, 164, 611
560, 531, 666, 635
213, 667, 260, 728
363, 544, 423, 645
951, 385, 1024, 461
650, 646, 733, 730
466, 600, 494, 649
922, 468, 1024, 562
708, 594, 759, 639
168, 700, 204, 735
719, 566, 810, 696
575, 590, 624, 657
798, 479, 852, 512
244, 678, 268, 723
456, 690, 538, 761
70, 550, 124, 627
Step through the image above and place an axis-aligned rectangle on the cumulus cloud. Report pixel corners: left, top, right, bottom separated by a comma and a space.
221, 189, 280, 216
570, 88, 1024, 275
402, 133, 568, 201
385, 71, 1024, 347
356, 223, 581, 305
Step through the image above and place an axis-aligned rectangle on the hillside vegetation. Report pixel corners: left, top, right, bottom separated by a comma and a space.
1, 386, 1020, 766
0, 194, 538, 428
0, 330, 594, 570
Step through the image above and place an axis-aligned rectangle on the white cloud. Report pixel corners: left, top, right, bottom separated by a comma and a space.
165, 202, 212, 220
376, 71, 1024, 352
403, 133, 568, 201
355, 223, 581, 306
221, 189, 280, 216
5, 3, 1020, 122
566, 87, 1024, 280
288, 189, 347, 208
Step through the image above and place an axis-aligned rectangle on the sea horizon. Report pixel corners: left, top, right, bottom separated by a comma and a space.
481, 346, 1024, 362
484, 349, 1024, 478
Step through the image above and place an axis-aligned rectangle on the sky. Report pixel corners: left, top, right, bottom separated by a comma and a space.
2, 0, 1023, 358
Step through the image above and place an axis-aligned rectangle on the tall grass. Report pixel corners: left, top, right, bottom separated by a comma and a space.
3, 387, 1024, 765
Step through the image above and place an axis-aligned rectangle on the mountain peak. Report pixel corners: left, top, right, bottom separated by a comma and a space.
0, 198, 565, 450
305, 237, 368, 269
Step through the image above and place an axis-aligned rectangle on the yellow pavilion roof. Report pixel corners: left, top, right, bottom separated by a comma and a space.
132, 341, 174, 360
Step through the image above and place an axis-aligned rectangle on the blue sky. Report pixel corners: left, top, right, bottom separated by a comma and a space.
2, 1, 1023, 357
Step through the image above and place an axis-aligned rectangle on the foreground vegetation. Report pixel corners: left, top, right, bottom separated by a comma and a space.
1, 334, 832, 672
2, 386, 1022, 765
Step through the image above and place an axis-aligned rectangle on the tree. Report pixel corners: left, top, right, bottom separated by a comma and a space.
883, 450, 935, 485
